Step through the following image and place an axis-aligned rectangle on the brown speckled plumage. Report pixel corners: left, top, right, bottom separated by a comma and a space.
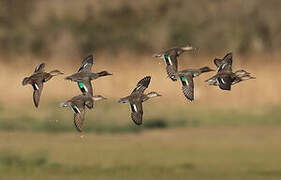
206, 53, 255, 90
22, 63, 63, 108
64, 55, 112, 96
60, 94, 106, 132
178, 67, 214, 101
154, 46, 194, 81
118, 76, 161, 125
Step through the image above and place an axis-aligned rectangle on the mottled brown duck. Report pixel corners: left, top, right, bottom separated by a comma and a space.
22, 63, 63, 108
65, 55, 112, 96
60, 94, 106, 132
118, 76, 161, 125
153, 46, 194, 81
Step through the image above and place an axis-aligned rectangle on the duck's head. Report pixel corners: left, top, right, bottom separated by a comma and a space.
97, 71, 113, 77
147, 91, 162, 98
49, 70, 64, 76
200, 66, 215, 73
92, 95, 107, 101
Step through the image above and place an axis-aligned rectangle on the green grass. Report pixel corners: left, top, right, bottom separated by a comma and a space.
2, 127, 281, 179
0, 102, 281, 179
0, 102, 280, 133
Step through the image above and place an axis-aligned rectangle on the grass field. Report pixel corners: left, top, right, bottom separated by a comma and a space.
0, 102, 280, 179
1, 1, 281, 179
2, 127, 281, 180
0, 54, 280, 179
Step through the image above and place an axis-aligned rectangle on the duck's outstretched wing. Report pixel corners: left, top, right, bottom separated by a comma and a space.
77, 80, 93, 96
217, 53, 233, 72
32, 80, 43, 108
214, 58, 223, 68
130, 101, 143, 125
132, 76, 151, 94
222, 52, 233, 66
179, 74, 194, 101
165, 54, 178, 81
78, 55, 93, 73
34, 63, 45, 73
154, 50, 178, 81
72, 105, 86, 132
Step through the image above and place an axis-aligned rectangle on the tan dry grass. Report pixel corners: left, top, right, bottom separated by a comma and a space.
0, 53, 280, 108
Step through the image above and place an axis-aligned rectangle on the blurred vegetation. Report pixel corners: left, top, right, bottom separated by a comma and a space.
2, 127, 281, 180
0, 151, 59, 170
0, 0, 280, 58
0, 102, 280, 133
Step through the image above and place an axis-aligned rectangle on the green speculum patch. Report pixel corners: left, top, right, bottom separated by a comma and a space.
71, 105, 80, 114
77, 82, 87, 93
180, 76, 187, 86
78, 82, 84, 88
164, 54, 171, 65
180, 76, 186, 82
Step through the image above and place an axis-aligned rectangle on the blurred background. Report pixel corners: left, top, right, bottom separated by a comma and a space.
0, 0, 281, 179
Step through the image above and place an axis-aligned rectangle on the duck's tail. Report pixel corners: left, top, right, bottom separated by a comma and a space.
64, 75, 73, 81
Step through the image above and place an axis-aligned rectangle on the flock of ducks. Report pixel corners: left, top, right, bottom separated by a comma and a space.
22, 46, 255, 132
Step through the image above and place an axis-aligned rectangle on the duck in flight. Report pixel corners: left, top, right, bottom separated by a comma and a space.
118, 76, 161, 125
153, 46, 194, 81
22, 63, 63, 108
60, 94, 106, 132
65, 55, 112, 96
205, 53, 255, 90
177, 67, 214, 101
